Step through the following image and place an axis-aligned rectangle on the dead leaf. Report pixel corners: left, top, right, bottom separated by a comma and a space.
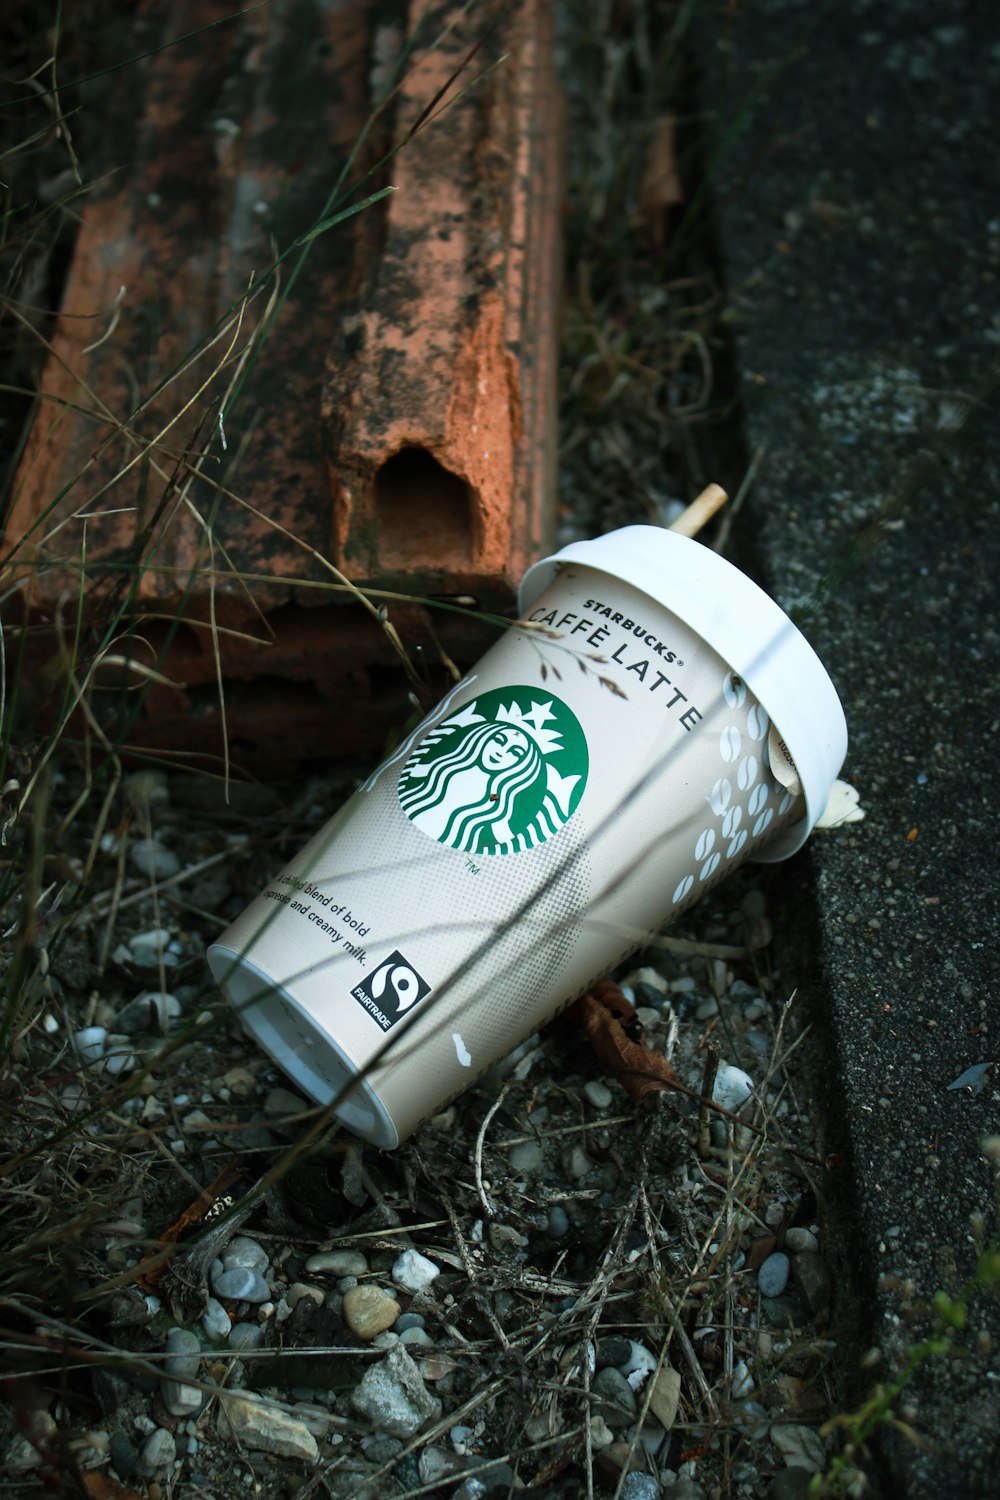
84, 1473, 147, 1500
568, 980, 679, 1104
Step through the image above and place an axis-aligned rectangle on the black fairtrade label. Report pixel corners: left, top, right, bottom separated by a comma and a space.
351, 950, 432, 1033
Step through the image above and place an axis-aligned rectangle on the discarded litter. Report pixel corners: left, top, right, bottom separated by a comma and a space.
946, 1062, 993, 1096
209, 523, 847, 1147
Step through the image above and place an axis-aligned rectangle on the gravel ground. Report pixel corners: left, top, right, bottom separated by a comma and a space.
1, 763, 862, 1500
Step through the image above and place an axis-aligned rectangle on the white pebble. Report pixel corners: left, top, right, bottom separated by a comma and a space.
732, 1359, 754, 1399
223, 1236, 269, 1271
74, 1027, 107, 1062
115, 990, 182, 1034
203, 1298, 232, 1340
140, 1427, 176, 1470
129, 838, 181, 879
286, 1283, 325, 1310
212, 1266, 270, 1302
100, 1043, 138, 1077
399, 1326, 434, 1347
392, 1249, 441, 1292
128, 927, 172, 954
305, 1249, 368, 1277
785, 1227, 820, 1254
583, 1079, 613, 1110
624, 1341, 657, 1389
713, 1064, 755, 1114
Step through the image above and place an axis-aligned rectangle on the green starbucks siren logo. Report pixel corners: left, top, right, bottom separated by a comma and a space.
397, 686, 589, 855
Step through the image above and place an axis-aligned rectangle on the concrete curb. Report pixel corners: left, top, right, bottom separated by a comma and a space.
700, 3, 1000, 1495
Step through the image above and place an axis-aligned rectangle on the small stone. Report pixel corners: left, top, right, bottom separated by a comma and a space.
595, 1336, 632, 1368
419, 1446, 466, 1485
343, 1284, 401, 1340
74, 1026, 107, 1062
164, 1328, 200, 1379
218, 1392, 318, 1461
130, 838, 181, 879
161, 1328, 202, 1417
400, 1325, 434, 1347
791, 1249, 833, 1316
351, 1343, 443, 1437
566, 1144, 593, 1180
395, 1311, 426, 1333
758, 1251, 791, 1298
162, 1379, 202, 1418
592, 1366, 637, 1426
584, 1079, 614, 1109
140, 1428, 176, 1471
286, 1282, 324, 1310
227, 1322, 263, 1351
488, 1222, 527, 1252
305, 1248, 369, 1277
741, 888, 767, 919
361, 1433, 404, 1463
712, 1064, 755, 1114
128, 926, 172, 956
100, 1042, 138, 1077
477, 1460, 516, 1492
770, 1422, 826, 1472
695, 996, 719, 1021
109, 1431, 139, 1481
646, 1365, 681, 1428
124, 770, 170, 811
547, 1204, 570, 1239
745, 914, 774, 950
202, 1298, 232, 1340
624, 1342, 657, 1384
453, 1481, 488, 1500
263, 1086, 308, 1118
508, 1140, 544, 1173
761, 1295, 811, 1330
115, 991, 181, 1034
392, 1249, 441, 1292
784, 1227, 819, 1254
211, 1266, 270, 1302
768, 1468, 815, 1499
620, 1475, 661, 1500
221, 1066, 257, 1097
222, 1236, 269, 1271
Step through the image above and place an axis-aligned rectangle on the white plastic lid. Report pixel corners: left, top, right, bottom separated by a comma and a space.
519, 526, 847, 860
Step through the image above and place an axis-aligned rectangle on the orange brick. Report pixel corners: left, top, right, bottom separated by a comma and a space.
3, 0, 563, 772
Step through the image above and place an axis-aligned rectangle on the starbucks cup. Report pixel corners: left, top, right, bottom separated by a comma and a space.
208, 526, 846, 1148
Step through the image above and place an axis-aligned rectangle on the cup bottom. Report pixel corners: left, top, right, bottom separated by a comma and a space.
208, 946, 399, 1148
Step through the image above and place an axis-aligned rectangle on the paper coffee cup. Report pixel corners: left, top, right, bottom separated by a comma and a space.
208, 527, 846, 1147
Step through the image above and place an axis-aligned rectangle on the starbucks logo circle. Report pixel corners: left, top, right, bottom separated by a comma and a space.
397, 686, 589, 855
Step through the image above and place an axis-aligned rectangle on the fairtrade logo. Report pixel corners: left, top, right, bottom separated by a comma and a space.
397, 686, 589, 855
351, 950, 432, 1033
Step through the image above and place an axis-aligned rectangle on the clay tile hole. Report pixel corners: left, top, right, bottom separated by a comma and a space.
372, 446, 475, 569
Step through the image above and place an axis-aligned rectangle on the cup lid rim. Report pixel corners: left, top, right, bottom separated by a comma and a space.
519, 526, 847, 859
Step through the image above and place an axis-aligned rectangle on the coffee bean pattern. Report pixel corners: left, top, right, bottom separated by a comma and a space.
671, 672, 796, 908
